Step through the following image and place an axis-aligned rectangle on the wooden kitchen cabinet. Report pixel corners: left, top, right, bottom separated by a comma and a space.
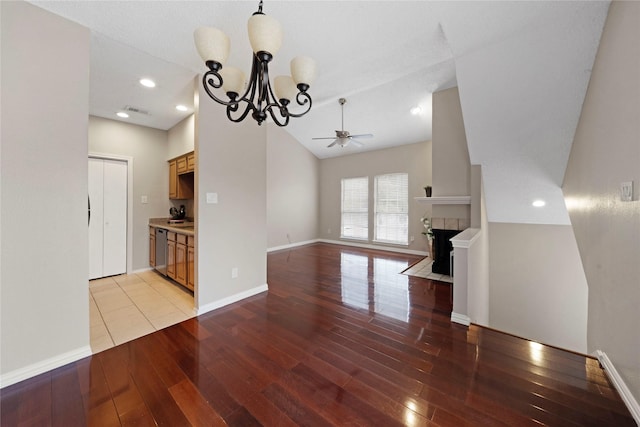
186, 152, 195, 172
149, 227, 156, 267
187, 236, 195, 291
168, 160, 178, 199
175, 233, 187, 287
168, 151, 195, 200
167, 231, 176, 279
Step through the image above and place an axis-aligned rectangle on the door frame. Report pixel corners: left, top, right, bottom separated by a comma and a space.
89, 152, 134, 274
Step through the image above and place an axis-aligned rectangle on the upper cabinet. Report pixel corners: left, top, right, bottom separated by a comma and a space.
169, 151, 194, 200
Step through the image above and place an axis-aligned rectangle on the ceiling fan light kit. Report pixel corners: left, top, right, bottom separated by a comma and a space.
313, 98, 374, 148
194, 0, 316, 126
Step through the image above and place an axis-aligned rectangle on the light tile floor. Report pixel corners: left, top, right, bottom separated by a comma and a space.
89, 270, 195, 353
402, 256, 454, 283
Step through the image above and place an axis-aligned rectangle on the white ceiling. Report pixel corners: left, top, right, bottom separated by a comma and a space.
29, 0, 609, 224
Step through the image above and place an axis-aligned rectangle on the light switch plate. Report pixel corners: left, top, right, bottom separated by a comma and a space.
621, 181, 633, 202
206, 192, 218, 204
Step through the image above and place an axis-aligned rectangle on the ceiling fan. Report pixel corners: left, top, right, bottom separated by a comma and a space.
312, 98, 373, 148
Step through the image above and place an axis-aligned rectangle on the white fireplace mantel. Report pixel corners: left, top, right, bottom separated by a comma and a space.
414, 196, 471, 205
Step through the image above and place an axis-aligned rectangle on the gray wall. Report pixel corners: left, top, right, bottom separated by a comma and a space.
267, 125, 320, 249
563, 0, 640, 401
488, 223, 588, 352
88, 116, 170, 271
167, 114, 195, 160
1, 1, 91, 383
432, 87, 471, 220
319, 141, 432, 254
195, 84, 267, 311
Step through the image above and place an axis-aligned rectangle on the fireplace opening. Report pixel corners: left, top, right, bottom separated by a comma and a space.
431, 229, 461, 275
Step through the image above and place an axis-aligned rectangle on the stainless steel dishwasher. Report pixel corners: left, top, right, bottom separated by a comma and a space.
155, 228, 168, 276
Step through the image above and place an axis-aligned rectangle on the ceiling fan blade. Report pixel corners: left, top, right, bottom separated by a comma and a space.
349, 133, 373, 139
350, 138, 364, 147
327, 139, 339, 148
312, 137, 338, 140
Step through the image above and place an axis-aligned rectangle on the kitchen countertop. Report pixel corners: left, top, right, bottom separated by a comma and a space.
149, 218, 195, 236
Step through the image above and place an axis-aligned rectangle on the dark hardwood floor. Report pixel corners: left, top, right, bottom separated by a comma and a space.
1, 243, 634, 426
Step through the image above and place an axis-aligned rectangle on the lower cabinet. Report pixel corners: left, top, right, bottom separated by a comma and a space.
187, 236, 195, 291
167, 231, 176, 279
175, 234, 187, 287
149, 227, 156, 267
165, 230, 192, 290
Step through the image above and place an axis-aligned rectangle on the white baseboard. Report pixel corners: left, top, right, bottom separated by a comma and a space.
317, 239, 428, 256
451, 312, 471, 326
595, 350, 640, 424
0, 345, 92, 389
197, 284, 268, 316
267, 239, 320, 253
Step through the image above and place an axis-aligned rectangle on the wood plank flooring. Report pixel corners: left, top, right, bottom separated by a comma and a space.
1, 243, 635, 426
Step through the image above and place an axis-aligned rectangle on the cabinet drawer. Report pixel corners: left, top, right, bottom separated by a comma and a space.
176, 156, 188, 174
167, 231, 176, 241
187, 236, 194, 247
176, 233, 187, 245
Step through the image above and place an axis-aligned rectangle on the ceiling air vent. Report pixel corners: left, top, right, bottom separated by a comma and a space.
123, 105, 150, 115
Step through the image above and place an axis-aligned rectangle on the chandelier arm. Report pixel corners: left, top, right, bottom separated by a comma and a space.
226, 99, 254, 123
285, 92, 313, 118
266, 105, 290, 127
201, 70, 240, 107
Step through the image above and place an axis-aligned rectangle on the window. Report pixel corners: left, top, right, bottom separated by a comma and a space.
374, 173, 408, 245
341, 177, 368, 240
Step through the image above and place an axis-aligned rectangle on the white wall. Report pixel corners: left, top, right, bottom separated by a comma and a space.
267, 125, 319, 249
319, 141, 432, 254
563, 0, 640, 403
195, 85, 267, 313
488, 223, 588, 353
1, 1, 91, 385
88, 116, 169, 271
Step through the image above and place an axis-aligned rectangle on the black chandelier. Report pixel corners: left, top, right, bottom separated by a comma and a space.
194, 1, 316, 127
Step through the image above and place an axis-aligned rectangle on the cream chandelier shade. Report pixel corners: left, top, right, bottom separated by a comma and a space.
194, 0, 316, 126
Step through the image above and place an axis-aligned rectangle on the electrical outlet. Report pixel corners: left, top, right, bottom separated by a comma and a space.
141, 195, 148, 204
231, 267, 238, 279
327, 228, 331, 234
410, 235, 414, 242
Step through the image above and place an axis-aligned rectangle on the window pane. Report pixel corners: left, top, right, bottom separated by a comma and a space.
374, 173, 408, 244
341, 177, 368, 240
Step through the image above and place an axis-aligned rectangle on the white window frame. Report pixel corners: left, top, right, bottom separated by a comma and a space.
374, 173, 409, 245
340, 177, 369, 240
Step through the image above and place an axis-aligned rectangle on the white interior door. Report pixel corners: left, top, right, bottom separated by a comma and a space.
88, 157, 127, 280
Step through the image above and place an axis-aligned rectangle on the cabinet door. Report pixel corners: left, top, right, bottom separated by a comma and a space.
176, 242, 187, 286
167, 239, 176, 279
149, 228, 156, 267
169, 160, 177, 199
187, 153, 195, 172
177, 156, 188, 174
187, 245, 195, 291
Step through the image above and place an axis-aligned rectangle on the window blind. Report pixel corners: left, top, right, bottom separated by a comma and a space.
341, 177, 368, 240
374, 173, 408, 245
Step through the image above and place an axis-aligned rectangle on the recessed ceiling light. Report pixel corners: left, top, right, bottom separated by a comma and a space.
116, 112, 129, 118
176, 105, 188, 112
410, 106, 422, 115
139, 78, 156, 88
532, 200, 546, 207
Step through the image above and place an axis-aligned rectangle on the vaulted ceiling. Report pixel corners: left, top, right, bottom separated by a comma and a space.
29, 0, 610, 225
